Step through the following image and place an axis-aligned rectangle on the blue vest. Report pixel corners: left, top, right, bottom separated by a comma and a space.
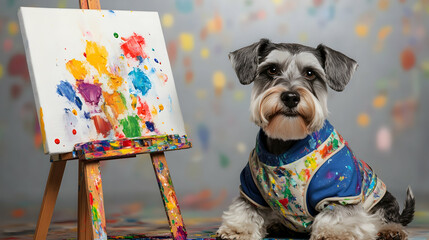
240, 120, 386, 232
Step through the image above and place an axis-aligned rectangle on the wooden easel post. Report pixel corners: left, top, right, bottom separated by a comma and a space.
33, 161, 66, 239
151, 152, 187, 240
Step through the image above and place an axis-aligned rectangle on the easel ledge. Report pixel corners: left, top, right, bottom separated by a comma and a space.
50, 134, 192, 161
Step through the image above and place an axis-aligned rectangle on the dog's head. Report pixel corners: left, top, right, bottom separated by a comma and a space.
229, 39, 357, 141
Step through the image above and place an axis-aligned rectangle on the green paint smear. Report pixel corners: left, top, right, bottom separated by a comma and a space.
113, 32, 119, 38
119, 92, 127, 106
120, 115, 141, 138
219, 153, 230, 168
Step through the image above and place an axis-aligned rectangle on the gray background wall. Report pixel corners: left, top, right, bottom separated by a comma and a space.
0, 0, 428, 223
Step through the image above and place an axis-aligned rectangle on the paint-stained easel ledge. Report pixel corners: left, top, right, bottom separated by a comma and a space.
69, 135, 191, 161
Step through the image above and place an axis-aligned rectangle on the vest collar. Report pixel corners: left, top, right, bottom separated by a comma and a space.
256, 120, 335, 166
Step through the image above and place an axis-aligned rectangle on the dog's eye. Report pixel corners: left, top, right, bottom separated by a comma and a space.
267, 66, 279, 76
304, 70, 316, 80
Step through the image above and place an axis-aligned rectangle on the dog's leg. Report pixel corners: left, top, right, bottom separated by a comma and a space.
217, 196, 267, 240
376, 222, 408, 240
310, 204, 381, 240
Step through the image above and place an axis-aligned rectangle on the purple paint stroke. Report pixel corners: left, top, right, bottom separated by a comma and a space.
77, 82, 102, 105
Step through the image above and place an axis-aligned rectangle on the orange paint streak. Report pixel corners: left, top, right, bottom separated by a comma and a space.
66, 59, 88, 80
39, 107, 47, 153
102, 91, 127, 118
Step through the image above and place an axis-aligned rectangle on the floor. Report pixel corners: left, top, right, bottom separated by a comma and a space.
1, 213, 429, 240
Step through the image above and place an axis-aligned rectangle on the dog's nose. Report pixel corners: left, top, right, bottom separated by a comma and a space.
281, 91, 300, 108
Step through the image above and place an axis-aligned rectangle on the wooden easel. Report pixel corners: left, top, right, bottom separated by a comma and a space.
33, 1, 191, 239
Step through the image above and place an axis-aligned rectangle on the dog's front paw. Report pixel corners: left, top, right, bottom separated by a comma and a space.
310, 229, 358, 240
377, 223, 408, 240
217, 224, 263, 240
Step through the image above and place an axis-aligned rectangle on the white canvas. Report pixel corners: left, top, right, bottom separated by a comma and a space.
19, 7, 186, 154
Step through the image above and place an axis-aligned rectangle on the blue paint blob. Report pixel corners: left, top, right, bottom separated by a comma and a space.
154, 58, 159, 63
136, 56, 144, 64
108, 10, 115, 14
197, 124, 210, 151
84, 111, 91, 120
56, 80, 76, 103
145, 121, 156, 132
129, 68, 152, 95
75, 97, 82, 110
176, 0, 193, 13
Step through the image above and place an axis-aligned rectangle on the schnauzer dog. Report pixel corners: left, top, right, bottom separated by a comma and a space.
217, 39, 415, 240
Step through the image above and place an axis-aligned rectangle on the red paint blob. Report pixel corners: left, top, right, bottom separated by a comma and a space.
120, 33, 147, 59
401, 48, 415, 71
72, 129, 77, 135
92, 115, 112, 137
8, 54, 29, 81
137, 97, 151, 121
167, 41, 178, 66
55, 139, 60, 144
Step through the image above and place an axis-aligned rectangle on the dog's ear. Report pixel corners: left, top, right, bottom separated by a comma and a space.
229, 39, 271, 85
316, 44, 358, 92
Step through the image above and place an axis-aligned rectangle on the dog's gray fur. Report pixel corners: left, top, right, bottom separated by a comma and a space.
218, 39, 415, 240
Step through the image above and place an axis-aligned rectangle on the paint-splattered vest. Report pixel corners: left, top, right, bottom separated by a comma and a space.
240, 120, 387, 233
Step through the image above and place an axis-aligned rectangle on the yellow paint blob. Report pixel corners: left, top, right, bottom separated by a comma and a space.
8, 21, 19, 36
162, 13, 174, 28
355, 23, 369, 38
159, 104, 164, 111
72, 109, 78, 115
66, 59, 88, 80
39, 108, 47, 153
107, 73, 124, 91
0, 64, 3, 79
151, 106, 158, 116
196, 89, 207, 99
272, 0, 283, 5
200, 48, 210, 59
234, 90, 245, 101
85, 41, 109, 75
213, 71, 226, 96
144, 65, 148, 70
131, 94, 137, 110
103, 91, 127, 118
57, 0, 67, 8
179, 33, 194, 52
373, 95, 387, 109
357, 113, 370, 127
299, 32, 308, 42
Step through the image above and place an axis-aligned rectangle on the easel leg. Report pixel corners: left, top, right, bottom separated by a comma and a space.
34, 161, 67, 240
83, 161, 107, 240
78, 160, 93, 240
150, 152, 187, 240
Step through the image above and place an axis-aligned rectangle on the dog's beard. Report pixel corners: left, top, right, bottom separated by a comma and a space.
250, 85, 327, 141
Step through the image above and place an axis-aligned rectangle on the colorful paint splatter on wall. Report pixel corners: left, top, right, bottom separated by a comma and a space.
19, 7, 186, 154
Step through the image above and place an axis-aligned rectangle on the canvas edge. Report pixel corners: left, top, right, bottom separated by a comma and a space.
18, 7, 49, 155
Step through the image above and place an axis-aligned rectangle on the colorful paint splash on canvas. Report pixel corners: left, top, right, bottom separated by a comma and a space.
58, 35, 165, 139
19, 8, 186, 154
